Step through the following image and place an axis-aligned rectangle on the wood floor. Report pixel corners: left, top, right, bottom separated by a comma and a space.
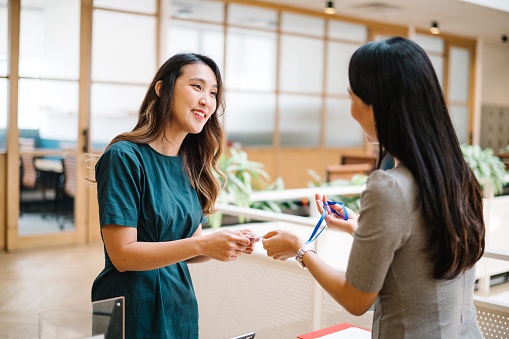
0, 242, 104, 339
1, 240, 508, 339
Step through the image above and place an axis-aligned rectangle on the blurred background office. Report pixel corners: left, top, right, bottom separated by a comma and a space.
0, 0, 508, 252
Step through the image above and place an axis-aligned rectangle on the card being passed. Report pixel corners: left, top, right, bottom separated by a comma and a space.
229, 332, 256, 339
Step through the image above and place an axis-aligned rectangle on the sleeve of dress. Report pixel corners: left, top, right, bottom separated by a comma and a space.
200, 214, 208, 224
95, 143, 143, 228
345, 170, 412, 293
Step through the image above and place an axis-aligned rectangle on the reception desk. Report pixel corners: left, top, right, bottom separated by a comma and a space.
190, 222, 373, 339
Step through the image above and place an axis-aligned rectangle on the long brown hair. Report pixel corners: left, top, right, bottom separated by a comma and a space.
105, 53, 226, 215
349, 37, 485, 280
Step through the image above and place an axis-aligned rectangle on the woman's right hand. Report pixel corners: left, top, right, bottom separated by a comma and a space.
315, 193, 358, 235
202, 229, 251, 262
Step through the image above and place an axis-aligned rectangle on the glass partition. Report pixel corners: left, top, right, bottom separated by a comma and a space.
448, 46, 471, 143
168, 20, 224, 73
18, 0, 80, 236
326, 41, 359, 95
281, 12, 324, 37
225, 92, 276, 146
90, 6, 157, 152
171, 0, 225, 23
279, 35, 324, 94
325, 98, 364, 147
328, 20, 367, 42
448, 46, 471, 102
19, 1, 80, 79
0, 1, 7, 76
450, 105, 469, 144
94, 0, 156, 14
279, 94, 321, 147
226, 27, 277, 91
39, 297, 125, 339
414, 34, 444, 86
92, 10, 156, 84
0, 79, 6, 150
227, 3, 277, 30
90, 83, 144, 151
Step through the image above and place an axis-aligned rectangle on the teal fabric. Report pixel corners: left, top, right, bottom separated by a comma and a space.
92, 141, 206, 339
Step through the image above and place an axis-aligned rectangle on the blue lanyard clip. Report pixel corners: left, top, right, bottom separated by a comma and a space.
306, 200, 348, 244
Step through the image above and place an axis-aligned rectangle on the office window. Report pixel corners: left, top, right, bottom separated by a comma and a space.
171, 0, 224, 23
414, 34, 444, 54
225, 92, 276, 146
279, 35, 324, 94
325, 98, 364, 147
428, 55, 444, 87
448, 46, 471, 142
94, 0, 156, 14
18, 79, 79, 142
326, 41, 359, 95
414, 34, 444, 86
328, 20, 367, 42
90, 83, 145, 149
226, 27, 277, 91
227, 4, 277, 30
450, 105, 469, 144
0, 1, 7, 76
168, 20, 224, 73
0, 79, 6, 148
279, 94, 321, 147
0, 1, 6, 149
91, 7, 157, 150
92, 10, 156, 84
19, 0, 80, 80
281, 12, 324, 37
449, 47, 471, 102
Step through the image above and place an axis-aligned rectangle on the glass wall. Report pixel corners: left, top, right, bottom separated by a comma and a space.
448, 46, 471, 144
225, 4, 277, 146
168, 2, 372, 149
90, 1, 157, 150
18, 0, 80, 235
325, 20, 367, 148
0, 0, 8, 149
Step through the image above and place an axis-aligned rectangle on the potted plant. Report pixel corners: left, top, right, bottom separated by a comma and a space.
208, 147, 296, 229
306, 169, 367, 213
461, 144, 506, 196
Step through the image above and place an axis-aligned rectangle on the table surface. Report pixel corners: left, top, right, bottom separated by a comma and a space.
34, 158, 63, 173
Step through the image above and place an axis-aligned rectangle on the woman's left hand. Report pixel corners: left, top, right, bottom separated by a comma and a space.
234, 229, 260, 254
262, 230, 305, 261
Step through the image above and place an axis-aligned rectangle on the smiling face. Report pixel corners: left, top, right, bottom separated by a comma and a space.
348, 87, 377, 143
169, 62, 218, 137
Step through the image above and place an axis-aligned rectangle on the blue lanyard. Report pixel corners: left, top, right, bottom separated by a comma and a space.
306, 201, 348, 244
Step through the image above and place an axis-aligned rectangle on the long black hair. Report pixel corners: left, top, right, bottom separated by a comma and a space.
349, 37, 484, 279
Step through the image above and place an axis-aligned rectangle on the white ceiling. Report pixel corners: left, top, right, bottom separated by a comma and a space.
250, 0, 509, 46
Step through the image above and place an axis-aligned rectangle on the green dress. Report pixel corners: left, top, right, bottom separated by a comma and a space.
92, 141, 206, 339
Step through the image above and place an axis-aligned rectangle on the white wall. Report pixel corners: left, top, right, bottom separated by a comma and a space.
482, 43, 509, 106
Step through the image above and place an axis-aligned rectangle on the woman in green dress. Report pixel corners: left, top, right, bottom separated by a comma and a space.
91, 53, 257, 338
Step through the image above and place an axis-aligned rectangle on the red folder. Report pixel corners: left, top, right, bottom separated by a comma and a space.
297, 323, 370, 339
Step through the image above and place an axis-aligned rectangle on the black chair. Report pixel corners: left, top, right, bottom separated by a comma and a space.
56, 156, 76, 229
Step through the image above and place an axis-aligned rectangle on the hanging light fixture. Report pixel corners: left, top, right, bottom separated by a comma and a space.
430, 21, 440, 35
324, 1, 336, 15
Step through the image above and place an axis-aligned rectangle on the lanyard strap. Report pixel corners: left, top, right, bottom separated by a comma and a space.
306, 201, 348, 244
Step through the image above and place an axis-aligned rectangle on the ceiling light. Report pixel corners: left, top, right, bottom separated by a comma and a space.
324, 1, 336, 15
430, 21, 440, 35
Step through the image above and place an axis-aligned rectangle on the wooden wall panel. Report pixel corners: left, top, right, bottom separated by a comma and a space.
278, 149, 322, 189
